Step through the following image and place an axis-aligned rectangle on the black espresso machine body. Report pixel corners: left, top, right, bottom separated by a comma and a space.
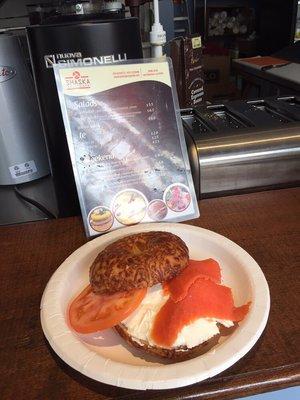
27, 18, 143, 217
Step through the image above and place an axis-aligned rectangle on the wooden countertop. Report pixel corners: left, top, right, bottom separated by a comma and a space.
1, 188, 299, 400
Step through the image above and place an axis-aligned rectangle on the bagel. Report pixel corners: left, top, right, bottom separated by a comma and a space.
89, 231, 189, 295
115, 322, 237, 361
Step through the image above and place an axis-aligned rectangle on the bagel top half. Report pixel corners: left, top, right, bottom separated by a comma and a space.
89, 231, 189, 295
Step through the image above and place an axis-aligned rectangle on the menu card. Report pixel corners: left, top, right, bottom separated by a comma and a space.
54, 59, 199, 237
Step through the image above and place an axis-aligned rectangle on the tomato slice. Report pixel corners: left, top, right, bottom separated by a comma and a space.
68, 285, 147, 334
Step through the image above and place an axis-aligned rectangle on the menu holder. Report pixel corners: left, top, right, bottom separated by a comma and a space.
54, 58, 199, 237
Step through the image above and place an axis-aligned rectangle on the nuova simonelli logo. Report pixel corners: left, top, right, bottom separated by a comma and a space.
44, 52, 127, 69
0, 65, 16, 83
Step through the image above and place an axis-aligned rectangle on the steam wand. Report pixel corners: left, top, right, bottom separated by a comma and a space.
126, 0, 166, 58
149, 0, 166, 57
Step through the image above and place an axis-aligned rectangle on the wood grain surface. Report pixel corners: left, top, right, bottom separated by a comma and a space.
0, 188, 299, 400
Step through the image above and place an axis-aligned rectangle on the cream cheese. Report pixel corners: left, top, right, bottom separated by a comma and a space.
122, 284, 234, 349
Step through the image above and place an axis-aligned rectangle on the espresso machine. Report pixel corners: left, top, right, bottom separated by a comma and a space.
0, 1, 143, 224
0, 34, 50, 186
0, 32, 55, 225
26, 4, 143, 217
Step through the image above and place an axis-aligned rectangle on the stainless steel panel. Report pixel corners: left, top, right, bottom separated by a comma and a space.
0, 34, 50, 185
196, 126, 300, 195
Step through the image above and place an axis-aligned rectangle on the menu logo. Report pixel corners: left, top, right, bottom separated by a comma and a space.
65, 70, 91, 90
44, 52, 127, 69
0, 65, 16, 83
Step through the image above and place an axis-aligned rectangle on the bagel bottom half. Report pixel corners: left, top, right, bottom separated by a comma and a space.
115, 322, 237, 361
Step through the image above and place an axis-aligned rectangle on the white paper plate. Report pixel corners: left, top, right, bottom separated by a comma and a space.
41, 223, 270, 390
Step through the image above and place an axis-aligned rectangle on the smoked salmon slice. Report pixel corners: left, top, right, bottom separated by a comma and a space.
152, 277, 250, 347
164, 258, 222, 302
